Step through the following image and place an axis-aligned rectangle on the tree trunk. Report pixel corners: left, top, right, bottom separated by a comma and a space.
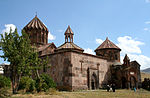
36, 69, 40, 79
15, 73, 22, 92
11, 64, 18, 94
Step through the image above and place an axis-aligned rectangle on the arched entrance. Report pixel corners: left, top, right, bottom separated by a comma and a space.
130, 76, 136, 89
91, 73, 98, 90
121, 77, 126, 89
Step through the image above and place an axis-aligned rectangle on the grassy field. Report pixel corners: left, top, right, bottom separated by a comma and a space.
10, 72, 150, 98
141, 72, 150, 81
11, 89, 150, 98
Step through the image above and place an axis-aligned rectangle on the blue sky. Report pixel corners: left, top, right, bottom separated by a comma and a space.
0, 0, 150, 69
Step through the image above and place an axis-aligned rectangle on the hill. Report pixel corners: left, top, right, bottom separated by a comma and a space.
141, 72, 150, 81
141, 68, 150, 73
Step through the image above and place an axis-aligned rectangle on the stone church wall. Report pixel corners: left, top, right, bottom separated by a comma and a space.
70, 52, 110, 90
40, 52, 73, 89
40, 51, 111, 91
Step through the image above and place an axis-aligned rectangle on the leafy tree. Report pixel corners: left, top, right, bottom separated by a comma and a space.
18, 76, 35, 92
0, 75, 11, 89
0, 28, 48, 94
40, 74, 56, 88
35, 74, 56, 92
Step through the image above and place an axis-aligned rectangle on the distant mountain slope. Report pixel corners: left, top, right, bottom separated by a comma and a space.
141, 68, 150, 73
141, 72, 150, 81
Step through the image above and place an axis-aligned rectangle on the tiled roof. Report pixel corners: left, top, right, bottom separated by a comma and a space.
130, 61, 140, 67
113, 61, 122, 66
64, 25, 74, 35
38, 43, 56, 52
124, 54, 130, 61
56, 42, 84, 51
95, 37, 121, 51
24, 15, 48, 32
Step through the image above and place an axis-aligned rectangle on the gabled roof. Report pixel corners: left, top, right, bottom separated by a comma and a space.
64, 25, 74, 35
130, 60, 141, 67
38, 43, 56, 52
56, 42, 84, 52
124, 54, 130, 61
23, 15, 48, 32
95, 37, 121, 51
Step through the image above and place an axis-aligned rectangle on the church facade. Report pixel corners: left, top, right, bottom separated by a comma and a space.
23, 15, 141, 90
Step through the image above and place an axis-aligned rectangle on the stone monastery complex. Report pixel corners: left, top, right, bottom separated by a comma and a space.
22, 15, 141, 90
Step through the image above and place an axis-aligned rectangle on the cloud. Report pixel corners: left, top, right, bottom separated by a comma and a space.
117, 36, 144, 54
145, 21, 150, 24
84, 48, 95, 55
128, 54, 150, 70
144, 28, 149, 31
121, 54, 150, 70
2, 24, 16, 34
117, 36, 150, 70
48, 32, 56, 40
145, 0, 150, 3
96, 38, 103, 44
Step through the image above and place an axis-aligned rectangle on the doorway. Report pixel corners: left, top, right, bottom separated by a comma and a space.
121, 77, 126, 89
91, 73, 97, 89
130, 76, 136, 89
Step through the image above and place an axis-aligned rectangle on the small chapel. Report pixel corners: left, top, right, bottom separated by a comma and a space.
23, 15, 141, 90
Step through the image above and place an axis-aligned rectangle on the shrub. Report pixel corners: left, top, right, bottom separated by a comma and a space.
40, 74, 56, 88
35, 77, 46, 92
0, 75, 11, 89
45, 88, 58, 95
18, 76, 35, 92
35, 74, 56, 92
0, 88, 11, 98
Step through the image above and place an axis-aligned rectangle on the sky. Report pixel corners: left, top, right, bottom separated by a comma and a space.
0, 0, 150, 70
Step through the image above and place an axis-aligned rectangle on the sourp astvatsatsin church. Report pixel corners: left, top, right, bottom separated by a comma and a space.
23, 15, 141, 90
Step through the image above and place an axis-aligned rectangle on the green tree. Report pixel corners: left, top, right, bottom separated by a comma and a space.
0, 29, 48, 94
0, 75, 11, 89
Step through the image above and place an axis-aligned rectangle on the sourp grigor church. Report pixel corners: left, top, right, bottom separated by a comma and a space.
23, 15, 141, 90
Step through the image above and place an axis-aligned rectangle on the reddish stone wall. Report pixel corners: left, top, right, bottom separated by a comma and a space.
40, 52, 72, 89
96, 49, 120, 62
40, 51, 111, 91
70, 52, 110, 90
25, 29, 48, 46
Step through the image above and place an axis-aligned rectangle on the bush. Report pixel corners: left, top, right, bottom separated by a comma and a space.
40, 74, 56, 88
35, 74, 56, 92
45, 88, 58, 95
0, 88, 11, 98
35, 77, 46, 92
0, 75, 11, 89
18, 76, 35, 92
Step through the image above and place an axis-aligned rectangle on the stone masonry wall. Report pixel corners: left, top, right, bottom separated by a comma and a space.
40, 51, 111, 91
71, 52, 110, 90
41, 52, 72, 89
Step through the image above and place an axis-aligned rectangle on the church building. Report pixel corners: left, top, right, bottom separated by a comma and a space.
23, 15, 141, 90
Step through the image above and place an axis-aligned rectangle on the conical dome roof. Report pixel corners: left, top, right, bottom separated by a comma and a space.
64, 25, 74, 35
95, 37, 121, 51
124, 54, 130, 61
23, 15, 48, 32
56, 26, 83, 53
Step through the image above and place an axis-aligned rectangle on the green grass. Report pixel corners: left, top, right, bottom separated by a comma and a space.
9, 72, 150, 98
11, 89, 150, 98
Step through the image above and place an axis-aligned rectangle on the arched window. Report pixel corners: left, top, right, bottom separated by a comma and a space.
42, 32, 44, 43
115, 54, 118, 60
